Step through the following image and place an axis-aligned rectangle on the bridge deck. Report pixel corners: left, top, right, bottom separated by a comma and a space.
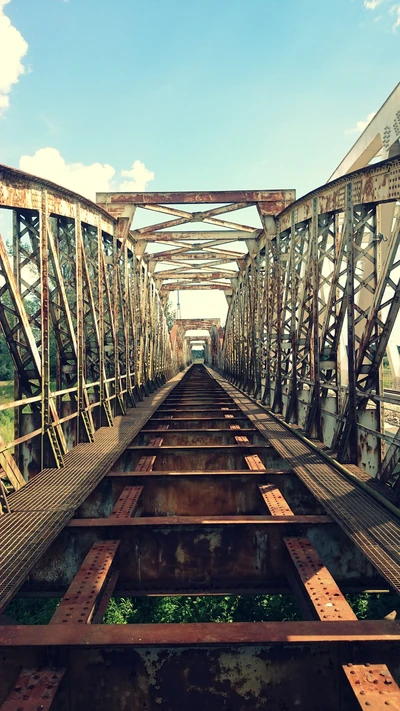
1, 364, 400, 711
1, 366, 399, 613
208, 368, 400, 594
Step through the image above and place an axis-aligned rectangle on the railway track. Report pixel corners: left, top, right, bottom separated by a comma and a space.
0, 364, 400, 710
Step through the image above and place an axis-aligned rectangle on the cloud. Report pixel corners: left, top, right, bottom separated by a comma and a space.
18, 147, 154, 201
119, 160, 155, 192
345, 111, 376, 135
390, 3, 400, 29
0, 0, 28, 114
19, 148, 115, 200
362, 0, 400, 28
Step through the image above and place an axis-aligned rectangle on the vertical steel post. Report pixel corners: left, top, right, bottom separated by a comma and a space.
75, 203, 85, 442
344, 182, 357, 462
40, 192, 51, 468
310, 197, 322, 439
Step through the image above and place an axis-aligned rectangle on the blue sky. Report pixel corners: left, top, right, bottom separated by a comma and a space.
0, 0, 399, 321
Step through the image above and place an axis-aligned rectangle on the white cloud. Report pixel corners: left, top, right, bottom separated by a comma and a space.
363, 0, 383, 8
0, 0, 28, 114
19, 148, 115, 200
119, 160, 155, 192
362, 0, 400, 28
345, 111, 376, 135
390, 3, 400, 29
18, 147, 154, 201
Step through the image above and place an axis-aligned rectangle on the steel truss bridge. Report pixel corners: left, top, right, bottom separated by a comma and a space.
1, 86, 400, 709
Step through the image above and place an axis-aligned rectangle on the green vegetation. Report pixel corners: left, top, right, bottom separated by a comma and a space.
6, 592, 399, 625
0, 340, 13, 382
6, 594, 301, 624
0, 381, 14, 444
191, 349, 204, 362
6, 597, 60, 624
383, 368, 393, 388
164, 298, 176, 332
346, 592, 399, 620
103, 594, 301, 624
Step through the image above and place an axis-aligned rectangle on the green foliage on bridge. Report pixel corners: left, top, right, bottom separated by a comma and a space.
6, 592, 399, 625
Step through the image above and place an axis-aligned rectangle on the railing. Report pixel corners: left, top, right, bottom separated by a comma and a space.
0, 165, 174, 487
222, 156, 400, 492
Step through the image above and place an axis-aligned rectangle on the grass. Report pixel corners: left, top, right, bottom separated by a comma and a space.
6, 592, 399, 625
102, 594, 301, 624
0, 381, 14, 445
6, 595, 302, 625
383, 365, 393, 389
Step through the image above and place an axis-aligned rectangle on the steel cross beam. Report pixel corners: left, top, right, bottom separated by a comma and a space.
96, 189, 294, 297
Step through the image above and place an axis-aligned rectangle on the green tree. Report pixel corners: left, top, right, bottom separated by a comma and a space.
164, 298, 176, 332
191, 349, 204, 362
0, 336, 13, 381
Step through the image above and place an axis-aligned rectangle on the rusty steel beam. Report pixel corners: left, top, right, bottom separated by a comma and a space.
135, 229, 261, 242
109, 485, 143, 518
173, 318, 221, 328
155, 270, 238, 280
259, 484, 294, 515
0, 668, 66, 711
97, 190, 295, 206
0, 165, 114, 233
148, 249, 244, 261
0, 540, 120, 709
284, 537, 357, 621
343, 663, 400, 710
161, 283, 233, 291
50, 540, 119, 624
278, 156, 400, 231
1, 620, 399, 646
66, 515, 331, 527
1, 625, 398, 710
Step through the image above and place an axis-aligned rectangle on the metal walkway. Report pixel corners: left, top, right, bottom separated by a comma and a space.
1, 364, 400, 711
